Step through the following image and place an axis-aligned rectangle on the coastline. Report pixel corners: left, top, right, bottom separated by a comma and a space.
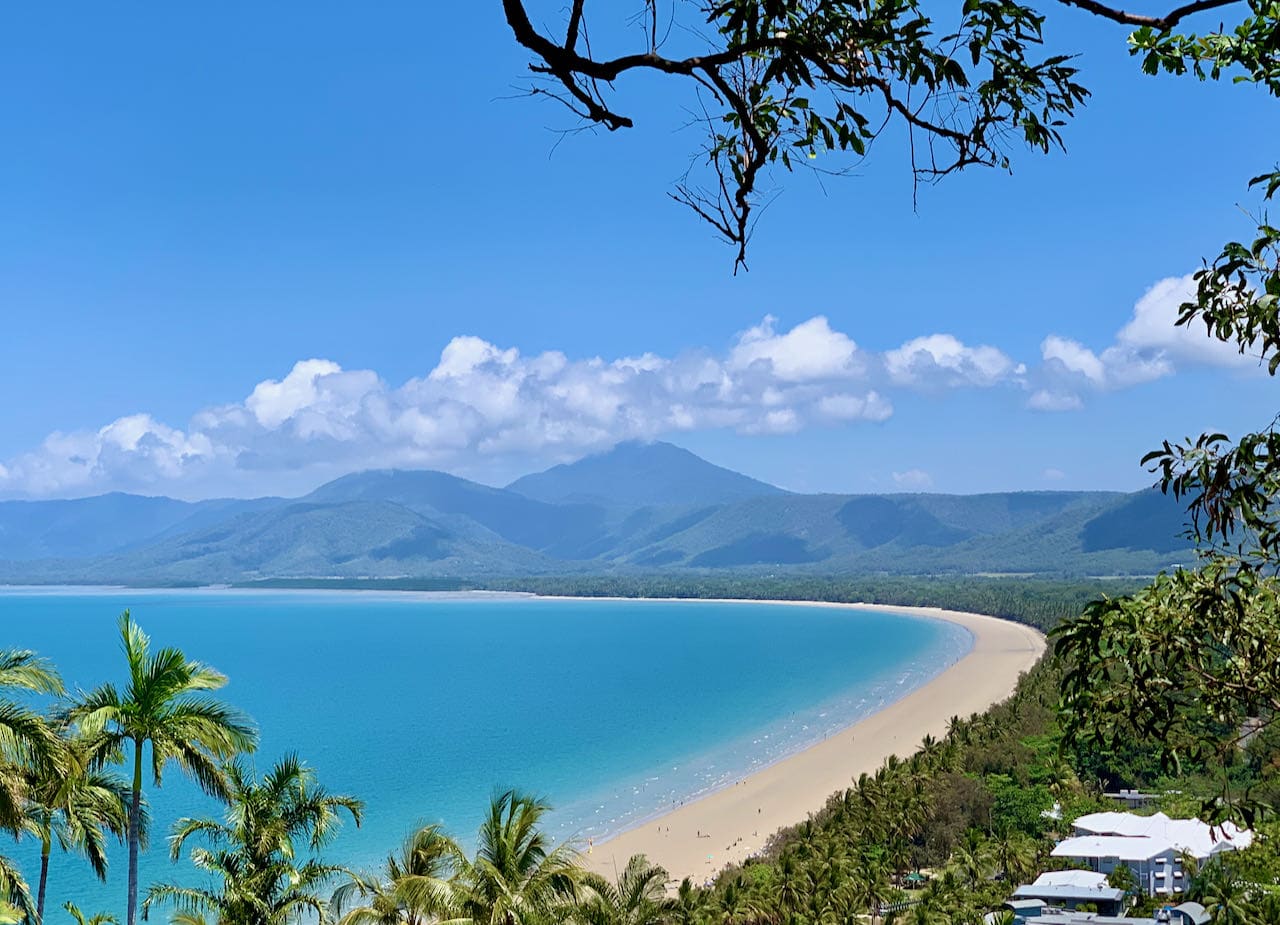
2, 586, 1047, 884
567, 600, 1046, 884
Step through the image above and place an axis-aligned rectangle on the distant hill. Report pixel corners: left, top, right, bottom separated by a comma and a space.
1080, 489, 1192, 554
0, 443, 1196, 584
0, 493, 281, 560
303, 469, 609, 557
506, 441, 786, 508
0, 499, 557, 584
606, 490, 1167, 574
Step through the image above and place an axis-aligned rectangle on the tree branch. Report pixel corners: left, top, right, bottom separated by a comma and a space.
1054, 0, 1243, 30
566, 0, 586, 51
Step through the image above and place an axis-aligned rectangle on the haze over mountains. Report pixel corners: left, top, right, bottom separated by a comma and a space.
0, 442, 1193, 584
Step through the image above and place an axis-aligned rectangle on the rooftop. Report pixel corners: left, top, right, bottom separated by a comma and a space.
1012, 871, 1126, 904
1071, 812, 1252, 859
1032, 871, 1114, 890
1020, 913, 1162, 925
1013, 885, 1127, 904
1053, 836, 1181, 862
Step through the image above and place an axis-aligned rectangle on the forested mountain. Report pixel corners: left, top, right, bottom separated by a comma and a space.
506, 440, 786, 507
0, 493, 283, 560
0, 442, 1195, 584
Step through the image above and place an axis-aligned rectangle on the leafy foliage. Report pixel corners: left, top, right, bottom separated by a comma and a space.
62, 613, 258, 925
143, 756, 362, 925
1055, 163, 1280, 824
502, 0, 1088, 268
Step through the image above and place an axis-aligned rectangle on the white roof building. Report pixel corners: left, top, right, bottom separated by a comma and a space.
1029, 871, 1115, 890
1053, 812, 1254, 897
1069, 812, 1253, 859
1011, 870, 1126, 912
1053, 836, 1177, 863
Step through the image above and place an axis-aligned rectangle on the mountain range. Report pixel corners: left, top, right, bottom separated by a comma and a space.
0, 442, 1195, 584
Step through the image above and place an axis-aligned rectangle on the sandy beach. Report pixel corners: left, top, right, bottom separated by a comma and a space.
581, 601, 1046, 884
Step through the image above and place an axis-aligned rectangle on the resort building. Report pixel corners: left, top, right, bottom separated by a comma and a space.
1011, 871, 1126, 914
1050, 812, 1253, 897
999, 905, 1206, 925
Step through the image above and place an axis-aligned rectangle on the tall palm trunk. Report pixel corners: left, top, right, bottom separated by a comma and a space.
36, 837, 50, 924
127, 739, 143, 925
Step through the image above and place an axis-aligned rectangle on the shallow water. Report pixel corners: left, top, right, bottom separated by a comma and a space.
0, 589, 970, 912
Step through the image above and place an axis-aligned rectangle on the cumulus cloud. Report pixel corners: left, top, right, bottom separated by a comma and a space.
1117, 275, 1257, 368
729, 315, 863, 381
0, 317, 915, 499
3, 275, 1249, 498
1043, 467, 1066, 481
1032, 273, 1262, 410
1041, 335, 1106, 385
885, 334, 1022, 388
817, 392, 893, 422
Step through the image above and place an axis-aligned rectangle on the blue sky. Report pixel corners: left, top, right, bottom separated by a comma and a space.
0, 3, 1273, 499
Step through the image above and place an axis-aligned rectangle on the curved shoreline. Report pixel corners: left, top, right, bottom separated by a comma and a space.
565, 599, 1046, 883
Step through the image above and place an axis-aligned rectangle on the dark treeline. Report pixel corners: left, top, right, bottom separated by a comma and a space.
240, 575, 1144, 633
480, 576, 1144, 632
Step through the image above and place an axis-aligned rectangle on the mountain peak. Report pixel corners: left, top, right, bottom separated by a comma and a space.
506, 441, 785, 508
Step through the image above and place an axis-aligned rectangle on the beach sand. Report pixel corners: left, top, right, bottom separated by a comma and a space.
581, 601, 1046, 884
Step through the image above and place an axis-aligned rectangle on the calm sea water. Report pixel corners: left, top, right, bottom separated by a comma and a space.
0, 589, 970, 912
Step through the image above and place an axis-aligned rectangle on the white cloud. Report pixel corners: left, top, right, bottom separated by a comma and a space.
1041, 336, 1105, 385
246, 359, 346, 429
892, 469, 934, 490
1117, 275, 1257, 369
884, 334, 1020, 388
1042, 467, 1066, 481
729, 315, 863, 381
0, 317, 903, 499
1035, 272, 1262, 409
2, 273, 1257, 497
818, 392, 893, 422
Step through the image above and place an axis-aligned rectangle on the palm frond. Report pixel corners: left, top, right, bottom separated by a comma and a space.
0, 650, 63, 696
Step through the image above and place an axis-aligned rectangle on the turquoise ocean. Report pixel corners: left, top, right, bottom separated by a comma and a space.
0, 589, 971, 911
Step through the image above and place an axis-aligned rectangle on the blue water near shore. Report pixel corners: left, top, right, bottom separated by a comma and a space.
0, 589, 971, 911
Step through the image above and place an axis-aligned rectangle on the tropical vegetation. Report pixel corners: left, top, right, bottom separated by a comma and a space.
62, 613, 258, 925
0, 588, 1278, 925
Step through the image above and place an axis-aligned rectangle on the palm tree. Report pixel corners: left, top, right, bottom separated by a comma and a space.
1254, 890, 1280, 925
670, 879, 709, 925
143, 755, 362, 925
773, 850, 806, 919
578, 854, 672, 925
450, 789, 581, 925
0, 858, 35, 925
331, 824, 461, 925
1196, 863, 1251, 925
24, 731, 130, 923
989, 830, 1038, 884
63, 903, 119, 925
948, 834, 992, 891
847, 855, 894, 925
63, 613, 258, 925
0, 648, 64, 920
714, 878, 748, 925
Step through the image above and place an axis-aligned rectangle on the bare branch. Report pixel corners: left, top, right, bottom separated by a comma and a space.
1054, 0, 1243, 29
